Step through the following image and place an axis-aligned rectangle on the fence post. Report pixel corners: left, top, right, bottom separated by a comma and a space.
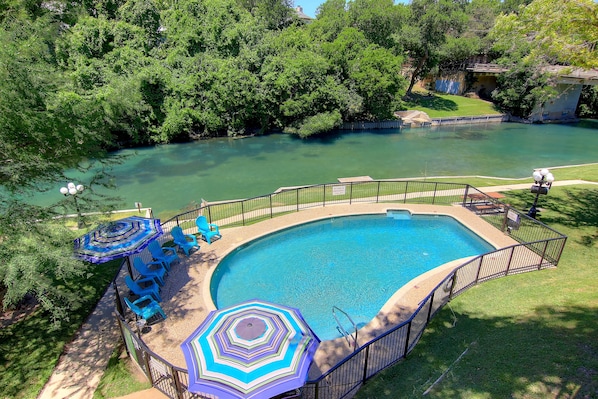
376, 181, 381, 203
172, 369, 185, 399
270, 195, 273, 219
241, 201, 245, 226
433, 182, 438, 204
404, 181, 409, 203
143, 352, 154, 385
426, 293, 435, 322
349, 183, 353, 205
403, 322, 412, 355
539, 240, 549, 270
463, 185, 470, 207
474, 256, 483, 284
296, 189, 299, 212
362, 345, 370, 384
505, 246, 515, 275
448, 273, 457, 300
323, 184, 326, 207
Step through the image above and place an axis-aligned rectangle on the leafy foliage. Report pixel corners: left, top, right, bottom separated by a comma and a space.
491, 0, 598, 68
577, 86, 598, 119
491, 63, 555, 117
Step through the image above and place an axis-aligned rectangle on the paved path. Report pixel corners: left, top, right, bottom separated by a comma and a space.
36, 180, 597, 399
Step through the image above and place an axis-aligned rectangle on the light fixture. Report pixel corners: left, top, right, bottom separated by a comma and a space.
527, 168, 554, 219
60, 182, 84, 228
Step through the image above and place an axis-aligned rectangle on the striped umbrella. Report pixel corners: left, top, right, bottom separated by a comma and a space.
181, 299, 320, 399
73, 216, 163, 263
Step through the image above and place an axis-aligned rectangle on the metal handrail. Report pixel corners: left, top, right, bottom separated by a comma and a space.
332, 306, 359, 352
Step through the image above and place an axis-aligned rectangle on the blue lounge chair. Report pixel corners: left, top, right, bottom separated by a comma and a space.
195, 216, 222, 244
148, 240, 179, 271
124, 295, 166, 321
125, 275, 162, 302
171, 226, 200, 255
133, 257, 167, 286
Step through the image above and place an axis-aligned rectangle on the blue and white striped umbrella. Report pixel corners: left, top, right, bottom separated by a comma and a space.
73, 216, 163, 263
181, 299, 320, 399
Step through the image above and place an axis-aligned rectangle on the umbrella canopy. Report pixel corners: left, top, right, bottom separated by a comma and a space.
181, 299, 320, 399
73, 216, 163, 263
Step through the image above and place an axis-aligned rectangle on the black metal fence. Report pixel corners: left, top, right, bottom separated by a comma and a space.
115, 180, 567, 399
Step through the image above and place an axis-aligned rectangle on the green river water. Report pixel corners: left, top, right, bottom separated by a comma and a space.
31, 120, 598, 219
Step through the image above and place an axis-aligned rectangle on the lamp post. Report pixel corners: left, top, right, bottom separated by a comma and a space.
60, 182, 84, 228
527, 168, 554, 219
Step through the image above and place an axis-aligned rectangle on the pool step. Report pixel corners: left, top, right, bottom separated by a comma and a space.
387, 210, 412, 220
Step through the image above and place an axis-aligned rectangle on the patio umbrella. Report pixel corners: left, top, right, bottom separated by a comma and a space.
73, 216, 163, 264
180, 299, 320, 399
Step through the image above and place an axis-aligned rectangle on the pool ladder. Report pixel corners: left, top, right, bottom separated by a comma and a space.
332, 306, 359, 351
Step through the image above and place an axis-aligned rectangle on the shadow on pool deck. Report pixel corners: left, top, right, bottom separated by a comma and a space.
124, 203, 518, 378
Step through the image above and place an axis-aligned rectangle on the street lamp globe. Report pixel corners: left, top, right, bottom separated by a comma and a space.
59, 182, 85, 228
527, 168, 554, 219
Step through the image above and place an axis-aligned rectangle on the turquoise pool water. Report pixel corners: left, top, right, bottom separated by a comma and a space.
211, 213, 494, 341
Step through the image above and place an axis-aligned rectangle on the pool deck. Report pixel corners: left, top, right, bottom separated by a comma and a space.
137, 203, 518, 377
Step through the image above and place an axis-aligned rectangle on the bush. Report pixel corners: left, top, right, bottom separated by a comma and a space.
290, 111, 343, 138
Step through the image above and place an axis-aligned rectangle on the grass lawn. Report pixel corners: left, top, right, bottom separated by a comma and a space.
354, 184, 598, 398
402, 92, 502, 118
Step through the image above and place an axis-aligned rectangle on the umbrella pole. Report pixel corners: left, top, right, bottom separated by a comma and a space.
125, 257, 133, 277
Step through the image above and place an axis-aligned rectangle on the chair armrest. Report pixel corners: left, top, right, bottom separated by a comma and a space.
133, 295, 155, 306
146, 259, 166, 267
137, 276, 158, 287
208, 223, 220, 233
161, 245, 177, 255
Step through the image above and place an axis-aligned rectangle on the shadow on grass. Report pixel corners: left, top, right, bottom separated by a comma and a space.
355, 305, 598, 399
502, 187, 598, 246
403, 93, 459, 112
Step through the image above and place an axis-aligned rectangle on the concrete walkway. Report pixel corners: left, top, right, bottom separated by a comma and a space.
36, 180, 597, 399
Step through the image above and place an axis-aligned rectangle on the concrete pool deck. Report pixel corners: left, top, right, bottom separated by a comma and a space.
137, 203, 519, 377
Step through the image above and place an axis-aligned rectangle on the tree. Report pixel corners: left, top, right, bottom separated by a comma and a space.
0, 15, 115, 324
491, 0, 598, 69
236, 0, 295, 30
307, 0, 350, 43
347, 0, 405, 49
491, 62, 556, 118
577, 86, 598, 118
398, 0, 468, 95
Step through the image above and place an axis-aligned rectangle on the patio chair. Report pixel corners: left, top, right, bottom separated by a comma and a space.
148, 240, 179, 271
125, 275, 162, 302
124, 295, 166, 321
171, 226, 200, 255
133, 257, 167, 286
195, 216, 222, 244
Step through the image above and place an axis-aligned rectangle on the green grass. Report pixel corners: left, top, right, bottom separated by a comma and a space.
403, 92, 502, 118
92, 346, 151, 399
355, 185, 598, 399
0, 258, 122, 399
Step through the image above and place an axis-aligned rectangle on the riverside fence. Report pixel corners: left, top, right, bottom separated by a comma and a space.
114, 180, 567, 399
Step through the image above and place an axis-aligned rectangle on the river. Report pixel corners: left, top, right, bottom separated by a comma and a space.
31, 120, 598, 219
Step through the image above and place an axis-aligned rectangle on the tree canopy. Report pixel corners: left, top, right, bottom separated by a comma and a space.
491, 0, 598, 69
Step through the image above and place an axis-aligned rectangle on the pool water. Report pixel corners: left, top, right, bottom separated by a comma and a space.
211, 213, 494, 341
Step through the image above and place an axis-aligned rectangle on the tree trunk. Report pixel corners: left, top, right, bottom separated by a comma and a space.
406, 52, 429, 96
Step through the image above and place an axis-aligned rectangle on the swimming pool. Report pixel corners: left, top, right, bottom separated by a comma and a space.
210, 212, 494, 341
